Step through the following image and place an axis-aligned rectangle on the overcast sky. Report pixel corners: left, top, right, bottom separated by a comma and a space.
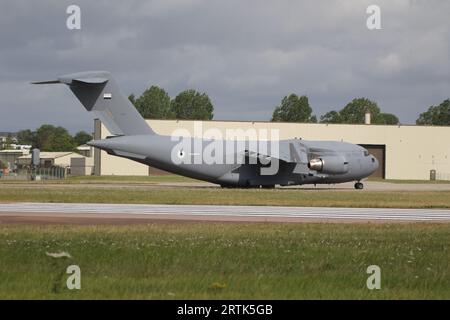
0, 0, 448, 133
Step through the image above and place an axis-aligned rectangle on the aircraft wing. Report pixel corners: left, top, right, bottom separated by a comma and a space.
244, 140, 308, 162
243, 140, 314, 175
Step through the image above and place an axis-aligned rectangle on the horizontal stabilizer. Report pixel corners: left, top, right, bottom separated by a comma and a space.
32, 77, 108, 85
31, 80, 60, 84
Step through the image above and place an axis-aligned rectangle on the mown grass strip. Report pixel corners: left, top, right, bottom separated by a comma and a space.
0, 223, 449, 299
1, 187, 450, 208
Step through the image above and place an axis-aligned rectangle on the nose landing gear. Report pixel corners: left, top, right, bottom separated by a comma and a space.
354, 181, 364, 190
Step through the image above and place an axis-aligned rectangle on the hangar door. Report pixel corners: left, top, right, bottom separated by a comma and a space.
358, 144, 385, 179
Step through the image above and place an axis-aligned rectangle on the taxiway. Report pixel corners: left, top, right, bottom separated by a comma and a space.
1, 202, 450, 224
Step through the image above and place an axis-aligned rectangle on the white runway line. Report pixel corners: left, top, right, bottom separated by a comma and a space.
1, 202, 450, 221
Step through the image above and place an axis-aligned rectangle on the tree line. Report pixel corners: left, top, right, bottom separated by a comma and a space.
272, 95, 400, 125
129, 85, 449, 127
9, 125, 92, 152
128, 87, 213, 120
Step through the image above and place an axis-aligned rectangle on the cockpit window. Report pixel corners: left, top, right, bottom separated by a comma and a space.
363, 150, 369, 157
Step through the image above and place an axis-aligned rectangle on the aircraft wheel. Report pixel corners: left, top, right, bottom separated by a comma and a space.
354, 182, 364, 190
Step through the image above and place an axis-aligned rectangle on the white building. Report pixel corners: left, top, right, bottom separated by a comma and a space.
17, 151, 94, 176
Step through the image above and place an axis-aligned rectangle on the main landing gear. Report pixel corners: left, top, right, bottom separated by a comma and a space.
221, 184, 275, 189
354, 181, 364, 190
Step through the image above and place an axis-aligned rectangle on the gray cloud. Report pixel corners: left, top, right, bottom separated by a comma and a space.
0, 0, 448, 133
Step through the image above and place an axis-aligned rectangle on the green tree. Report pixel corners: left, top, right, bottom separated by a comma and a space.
320, 110, 342, 123
17, 129, 35, 145
131, 86, 173, 119
320, 97, 399, 124
35, 125, 75, 151
271, 94, 317, 123
0, 159, 7, 169
74, 131, 92, 146
416, 99, 450, 126
378, 113, 399, 125
171, 89, 214, 120
338, 98, 380, 124
128, 94, 136, 106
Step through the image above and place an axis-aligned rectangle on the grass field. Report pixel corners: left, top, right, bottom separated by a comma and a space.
0, 175, 198, 184
1, 186, 450, 208
0, 223, 449, 299
67, 175, 198, 183
67, 175, 450, 184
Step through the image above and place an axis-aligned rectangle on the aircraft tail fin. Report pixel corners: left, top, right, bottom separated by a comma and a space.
33, 71, 154, 136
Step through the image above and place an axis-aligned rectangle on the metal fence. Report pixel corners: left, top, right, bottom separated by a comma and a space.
0, 167, 67, 180
0, 174, 30, 181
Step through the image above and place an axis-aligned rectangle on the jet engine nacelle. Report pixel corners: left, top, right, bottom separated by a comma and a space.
308, 155, 349, 174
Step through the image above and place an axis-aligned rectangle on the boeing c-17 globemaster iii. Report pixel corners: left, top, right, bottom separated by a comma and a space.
33, 71, 378, 189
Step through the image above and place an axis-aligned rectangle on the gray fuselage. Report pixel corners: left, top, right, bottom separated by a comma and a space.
90, 134, 379, 187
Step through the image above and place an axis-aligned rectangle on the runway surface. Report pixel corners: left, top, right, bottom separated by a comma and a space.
1, 202, 450, 224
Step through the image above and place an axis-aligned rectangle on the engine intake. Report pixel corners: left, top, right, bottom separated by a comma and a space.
308, 155, 349, 174
308, 158, 324, 171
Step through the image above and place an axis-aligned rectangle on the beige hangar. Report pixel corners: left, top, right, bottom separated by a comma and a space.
93, 119, 450, 181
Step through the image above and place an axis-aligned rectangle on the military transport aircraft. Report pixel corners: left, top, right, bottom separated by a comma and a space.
34, 71, 378, 189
